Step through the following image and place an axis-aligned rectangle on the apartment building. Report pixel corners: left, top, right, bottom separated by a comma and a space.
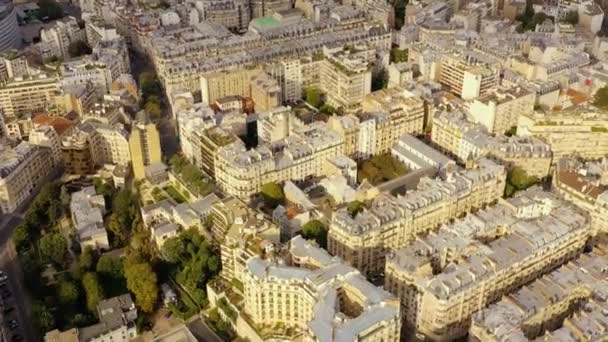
264, 59, 302, 103
61, 38, 130, 99
176, 103, 216, 167
211, 196, 279, 280
0, 49, 29, 82
256, 106, 295, 144
200, 68, 260, 105
466, 86, 535, 134
328, 158, 506, 275
45, 294, 138, 342
384, 188, 591, 341
28, 125, 63, 166
553, 158, 608, 233
0, 73, 61, 118
318, 48, 372, 113
141, 195, 219, 248
70, 186, 109, 250
433, 111, 552, 178
241, 236, 401, 341
362, 86, 426, 138
517, 110, 608, 159
62, 127, 95, 175
470, 246, 608, 341
82, 121, 131, 167
439, 53, 499, 100
197, 126, 237, 178
250, 72, 281, 112
0, 142, 54, 214
129, 112, 162, 180
215, 122, 344, 198
39, 16, 86, 60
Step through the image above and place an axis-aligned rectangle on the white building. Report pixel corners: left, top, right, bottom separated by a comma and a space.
70, 186, 109, 250
39, 16, 86, 59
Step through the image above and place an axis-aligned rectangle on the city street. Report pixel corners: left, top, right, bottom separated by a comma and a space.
0, 240, 36, 342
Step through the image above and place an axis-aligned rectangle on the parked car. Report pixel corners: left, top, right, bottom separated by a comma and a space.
1, 290, 11, 299
0, 271, 7, 283
4, 306, 14, 314
7, 320, 18, 330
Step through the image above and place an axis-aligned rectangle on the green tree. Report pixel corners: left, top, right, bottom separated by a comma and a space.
32, 302, 55, 332
593, 86, 608, 110
505, 167, 539, 197
82, 272, 104, 313
260, 182, 285, 208
12, 224, 30, 252
347, 201, 365, 218
96, 255, 124, 279
79, 246, 96, 272
57, 279, 80, 305
563, 11, 578, 25
39, 233, 68, 266
68, 41, 92, 57
145, 99, 162, 120
107, 213, 127, 248
304, 87, 324, 108
301, 220, 328, 248
162, 236, 187, 263
37, 0, 63, 20
139, 71, 162, 98
125, 262, 158, 312
390, 48, 408, 63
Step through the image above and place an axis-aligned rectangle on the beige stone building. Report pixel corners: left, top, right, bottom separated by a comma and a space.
328, 158, 506, 275
129, 112, 162, 180
200, 68, 260, 105
362, 86, 425, 137
439, 53, 499, 100
215, 122, 343, 199
466, 86, 535, 134
553, 158, 608, 233
384, 188, 591, 341
250, 72, 281, 112
241, 236, 401, 341
517, 110, 608, 159
318, 49, 372, 113
470, 246, 608, 341
0, 73, 61, 118
432, 111, 552, 178
0, 142, 55, 214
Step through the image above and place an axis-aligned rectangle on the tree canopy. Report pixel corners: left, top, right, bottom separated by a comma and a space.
82, 272, 105, 313
39, 233, 68, 266
162, 229, 220, 307
347, 201, 366, 218
32, 302, 55, 332
304, 87, 324, 108
390, 48, 408, 63
301, 220, 328, 248
57, 280, 80, 305
260, 182, 285, 208
593, 86, 608, 111
125, 262, 158, 313
505, 167, 539, 197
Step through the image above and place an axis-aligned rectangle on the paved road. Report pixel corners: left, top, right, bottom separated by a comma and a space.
0, 241, 36, 342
